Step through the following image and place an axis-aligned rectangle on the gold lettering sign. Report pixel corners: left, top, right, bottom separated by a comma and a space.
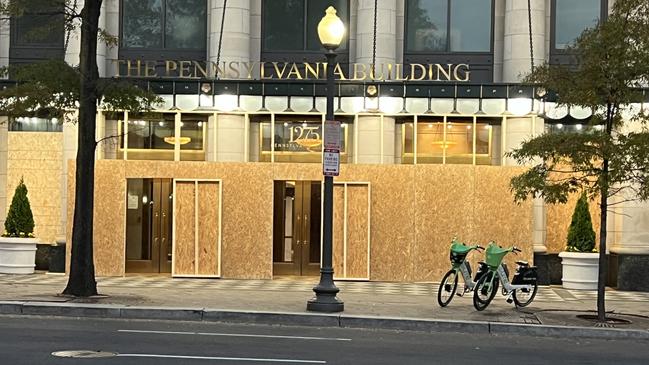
112, 60, 473, 82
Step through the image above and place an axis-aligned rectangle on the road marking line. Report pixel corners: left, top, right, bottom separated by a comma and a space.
118, 329, 351, 341
116, 353, 326, 363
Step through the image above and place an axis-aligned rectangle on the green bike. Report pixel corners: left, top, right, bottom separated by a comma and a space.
472, 242, 538, 311
437, 238, 486, 307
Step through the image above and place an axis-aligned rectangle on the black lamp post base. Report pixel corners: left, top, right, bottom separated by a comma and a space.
307, 292, 344, 313
307, 269, 344, 312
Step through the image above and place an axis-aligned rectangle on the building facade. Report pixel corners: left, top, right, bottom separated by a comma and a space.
1, 0, 647, 287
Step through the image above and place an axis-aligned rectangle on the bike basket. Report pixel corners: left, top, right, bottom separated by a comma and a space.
485, 243, 510, 268
450, 250, 467, 265
512, 266, 538, 285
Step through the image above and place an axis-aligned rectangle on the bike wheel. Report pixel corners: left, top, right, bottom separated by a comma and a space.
513, 282, 538, 307
473, 272, 498, 311
437, 270, 459, 307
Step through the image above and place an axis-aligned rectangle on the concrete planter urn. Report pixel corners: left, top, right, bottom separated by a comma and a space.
0, 237, 38, 274
559, 251, 599, 290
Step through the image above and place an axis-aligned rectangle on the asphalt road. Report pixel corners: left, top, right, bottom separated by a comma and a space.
0, 315, 648, 365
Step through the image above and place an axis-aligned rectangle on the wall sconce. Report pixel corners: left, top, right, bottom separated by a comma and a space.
364, 84, 379, 112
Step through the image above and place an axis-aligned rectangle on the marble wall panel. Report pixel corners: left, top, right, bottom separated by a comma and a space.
174, 181, 196, 275
346, 185, 370, 279
546, 194, 601, 253
332, 185, 345, 278
413, 165, 476, 282
7, 132, 63, 244
197, 182, 220, 276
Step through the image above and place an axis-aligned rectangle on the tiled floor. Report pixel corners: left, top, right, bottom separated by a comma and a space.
1, 273, 648, 302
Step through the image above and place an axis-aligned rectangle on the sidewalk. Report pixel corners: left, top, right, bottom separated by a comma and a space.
1, 273, 649, 340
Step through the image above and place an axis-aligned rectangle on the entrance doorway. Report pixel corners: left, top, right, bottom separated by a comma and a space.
273, 181, 321, 276
125, 178, 172, 273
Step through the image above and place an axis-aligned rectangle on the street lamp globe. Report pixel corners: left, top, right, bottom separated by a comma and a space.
317, 6, 345, 50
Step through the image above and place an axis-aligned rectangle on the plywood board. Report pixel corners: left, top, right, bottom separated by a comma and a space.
413, 165, 475, 282
197, 182, 220, 276
346, 185, 369, 279
174, 181, 196, 275
546, 194, 601, 253
332, 185, 345, 277
7, 132, 63, 244
474, 166, 533, 271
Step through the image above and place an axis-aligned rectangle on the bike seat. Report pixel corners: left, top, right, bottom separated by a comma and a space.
516, 261, 529, 267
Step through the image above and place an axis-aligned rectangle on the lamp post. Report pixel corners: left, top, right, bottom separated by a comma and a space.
307, 6, 345, 313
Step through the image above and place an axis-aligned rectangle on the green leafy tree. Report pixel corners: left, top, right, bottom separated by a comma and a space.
0, 0, 161, 296
4, 178, 35, 238
506, 0, 649, 323
566, 193, 596, 253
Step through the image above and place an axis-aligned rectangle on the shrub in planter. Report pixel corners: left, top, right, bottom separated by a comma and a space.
0, 178, 37, 274
566, 192, 596, 253
560, 192, 598, 290
4, 178, 35, 238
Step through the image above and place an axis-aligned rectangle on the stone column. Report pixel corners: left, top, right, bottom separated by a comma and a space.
104, 0, 120, 77
355, 116, 394, 164
354, 0, 397, 66
503, 116, 547, 254
97, 2, 107, 76
0, 15, 9, 72
209, 0, 250, 70
215, 114, 245, 162
64, 0, 83, 67
502, 0, 545, 82
0, 119, 7, 230
493, 0, 506, 82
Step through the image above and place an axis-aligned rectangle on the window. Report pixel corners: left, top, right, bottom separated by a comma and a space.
9, 8, 65, 65
9, 117, 63, 132
552, 0, 607, 51
253, 116, 352, 163
262, 0, 349, 52
401, 117, 500, 165
121, 0, 207, 52
406, 0, 492, 53
116, 113, 206, 161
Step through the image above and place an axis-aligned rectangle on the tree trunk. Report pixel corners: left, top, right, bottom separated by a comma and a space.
596, 103, 614, 323
597, 164, 608, 322
63, 0, 103, 297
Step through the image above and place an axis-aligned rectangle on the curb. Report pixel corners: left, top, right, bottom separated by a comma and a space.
1, 301, 648, 341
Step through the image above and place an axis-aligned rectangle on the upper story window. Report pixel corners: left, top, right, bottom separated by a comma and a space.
260, 0, 350, 72
405, 0, 492, 53
404, 0, 494, 82
262, 0, 349, 52
9, 8, 64, 65
551, 0, 607, 61
120, 0, 207, 59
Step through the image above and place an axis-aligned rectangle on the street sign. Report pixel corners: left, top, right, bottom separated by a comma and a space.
323, 149, 340, 176
324, 120, 341, 151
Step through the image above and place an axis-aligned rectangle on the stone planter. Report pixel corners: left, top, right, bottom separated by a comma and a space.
559, 251, 599, 290
0, 237, 38, 274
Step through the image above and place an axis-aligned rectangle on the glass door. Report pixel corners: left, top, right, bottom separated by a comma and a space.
125, 178, 173, 273
273, 181, 321, 276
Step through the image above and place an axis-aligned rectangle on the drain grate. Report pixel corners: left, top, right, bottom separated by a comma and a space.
52, 350, 118, 358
